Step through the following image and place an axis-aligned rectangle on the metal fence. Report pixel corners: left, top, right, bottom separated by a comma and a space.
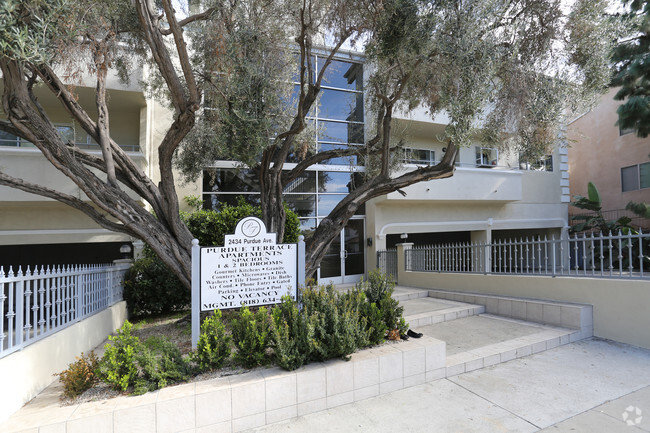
377, 249, 397, 280
0, 262, 130, 358
405, 230, 650, 279
569, 208, 650, 231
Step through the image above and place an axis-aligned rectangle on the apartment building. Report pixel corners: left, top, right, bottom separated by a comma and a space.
568, 88, 650, 220
0, 53, 569, 283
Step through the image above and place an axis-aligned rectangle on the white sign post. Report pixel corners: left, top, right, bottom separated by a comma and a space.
191, 217, 305, 349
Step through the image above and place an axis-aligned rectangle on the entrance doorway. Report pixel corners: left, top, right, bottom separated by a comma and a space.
319, 219, 365, 285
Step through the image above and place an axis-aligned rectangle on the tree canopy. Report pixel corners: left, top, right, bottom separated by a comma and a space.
612, 0, 650, 136
0, 0, 617, 283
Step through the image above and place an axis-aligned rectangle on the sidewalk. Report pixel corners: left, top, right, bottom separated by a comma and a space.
244, 338, 650, 433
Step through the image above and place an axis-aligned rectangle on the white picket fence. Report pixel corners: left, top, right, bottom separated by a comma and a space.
0, 262, 130, 358
379, 230, 650, 279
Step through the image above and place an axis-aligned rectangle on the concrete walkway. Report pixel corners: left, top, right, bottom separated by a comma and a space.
244, 338, 650, 433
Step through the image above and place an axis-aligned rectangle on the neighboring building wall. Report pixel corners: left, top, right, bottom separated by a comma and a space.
568, 88, 650, 211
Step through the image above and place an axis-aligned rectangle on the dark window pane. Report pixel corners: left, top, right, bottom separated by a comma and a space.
319, 121, 364, 144
203, 168, 260, 193
319, 89, 363, 122
284, 194, 316, 217
320, 233, 341, 278
202, 194, 260, 210
0, 130, 19, 146
318, 194, 346, 216
321, 59, 363, 91
621, 166, 639, 192
318, 143, 358, 165
344, 219, 365, 275
640, 162, 650, 189
284, 171, 316, 193
319, 171, 358, 193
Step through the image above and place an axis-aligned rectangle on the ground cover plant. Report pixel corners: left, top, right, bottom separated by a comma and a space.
57, 272, 407, 399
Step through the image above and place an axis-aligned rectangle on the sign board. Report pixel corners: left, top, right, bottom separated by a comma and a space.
191, 217, 305, 348
199, 217, 297, 310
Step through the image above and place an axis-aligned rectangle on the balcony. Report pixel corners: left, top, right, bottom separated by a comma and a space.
385, 166, 523, 202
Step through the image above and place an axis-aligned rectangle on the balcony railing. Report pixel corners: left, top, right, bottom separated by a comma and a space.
0, 139, 140, 153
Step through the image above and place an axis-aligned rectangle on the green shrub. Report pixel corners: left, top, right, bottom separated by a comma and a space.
231, 306, 271, 368
183, 197, 300, 246
122, 247, 190, 317
270, 296, 314, 370
356, 270, 408, 336
360, 269, 395, 305
193, 310, 232, 370
362, 301, 387, 345
134, 336, 192, 394
301, 285, 366, 361
99, 321, 140, 392
56, 351, 99, 399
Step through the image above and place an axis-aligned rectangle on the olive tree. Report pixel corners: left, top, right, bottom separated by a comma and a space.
0, 0, 616, 284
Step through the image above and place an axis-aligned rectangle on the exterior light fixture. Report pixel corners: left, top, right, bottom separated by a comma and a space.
120, 243, 132, 259
400, 233, 408, 240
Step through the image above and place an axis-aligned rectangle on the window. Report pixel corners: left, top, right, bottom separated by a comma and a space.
519, 153, 553, 172
619, 125, 635, 136
621, 162, 650, 191
475, 147, 498, 167
202, 168, 365, 236
297, 56, 364, 166
402, 148, 435, 165
0, 130, 20, 147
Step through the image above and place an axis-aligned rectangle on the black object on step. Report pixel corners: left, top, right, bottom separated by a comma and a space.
407, 329, 423, 338
400, 333, 409, 340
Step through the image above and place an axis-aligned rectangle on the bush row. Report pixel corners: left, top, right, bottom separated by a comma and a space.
57, 271, 407, 398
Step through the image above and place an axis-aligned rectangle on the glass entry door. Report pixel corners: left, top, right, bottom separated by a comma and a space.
319, 219, 365, 285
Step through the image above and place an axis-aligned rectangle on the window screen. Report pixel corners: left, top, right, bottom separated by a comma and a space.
621, 165, 639, 192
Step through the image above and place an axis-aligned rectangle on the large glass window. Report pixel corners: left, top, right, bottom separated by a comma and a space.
295, 56, 364, 166
202, 167, 365, 237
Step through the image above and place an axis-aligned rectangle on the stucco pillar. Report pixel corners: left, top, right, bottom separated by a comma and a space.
396, 242, 413, 285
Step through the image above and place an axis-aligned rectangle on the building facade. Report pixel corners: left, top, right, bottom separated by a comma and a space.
1, 52, 569, 282
567, 88, 650, 222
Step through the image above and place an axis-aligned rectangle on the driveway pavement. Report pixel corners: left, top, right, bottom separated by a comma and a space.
245, 338, 650, 433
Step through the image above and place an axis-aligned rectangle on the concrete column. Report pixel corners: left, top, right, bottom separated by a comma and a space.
396, 242, 413, 284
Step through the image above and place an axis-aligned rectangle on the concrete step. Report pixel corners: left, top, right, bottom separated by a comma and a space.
401, 297, 485, 328
413, 313, 580, 378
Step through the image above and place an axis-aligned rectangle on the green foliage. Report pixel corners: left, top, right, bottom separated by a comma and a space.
363, 302, 388, 345
99, 321, 140, 392
183, 197, 299, 246
627, 201, 650, 219
55, 351, 99, 399
356, 270, 407, 337
612, 0, 650, 137
231, 306, 271, 368
122, 246, 189, 317
570, 182, 634, 233
99, 321, 192, 394
134, 336, 192, 394
193, 310, 232, 370
269, 296, 314, 370
359, 269, 395, 305
0, 0, 75, 63
301, 285, 368, 361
